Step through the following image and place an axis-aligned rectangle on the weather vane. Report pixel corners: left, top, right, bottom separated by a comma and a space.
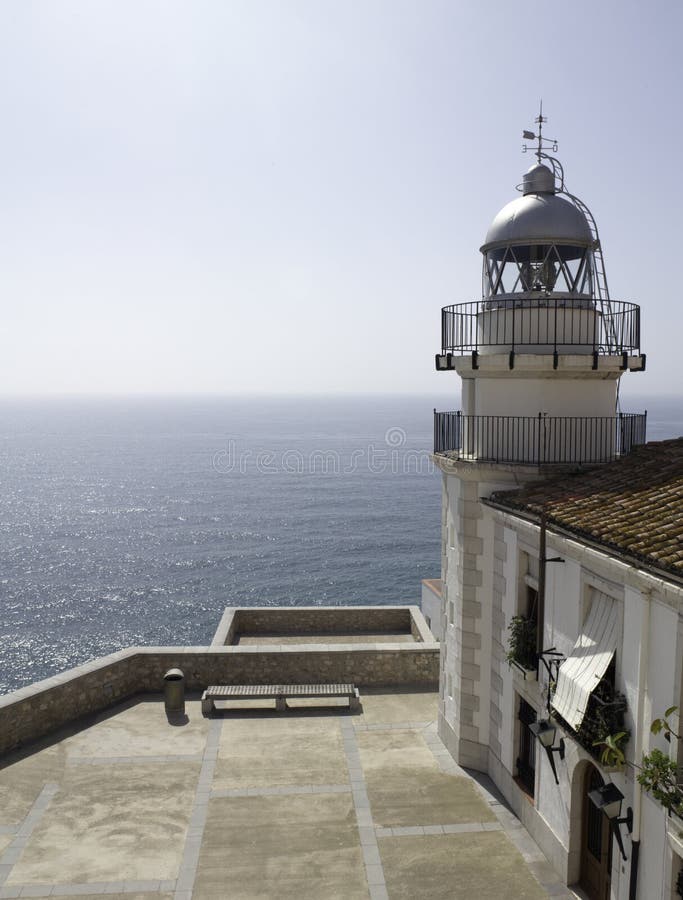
522, 101, 558, 163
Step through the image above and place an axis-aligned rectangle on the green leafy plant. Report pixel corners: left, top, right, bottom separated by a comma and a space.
593, 731, 628, 767
637, 749, 683, 817
506, 615, 537, 671
638, 707, 683, 820
651, 705, 681, 742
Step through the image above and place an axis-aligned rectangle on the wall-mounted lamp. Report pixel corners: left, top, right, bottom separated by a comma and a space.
587, 782, 633, 861
529, 719, 565, 785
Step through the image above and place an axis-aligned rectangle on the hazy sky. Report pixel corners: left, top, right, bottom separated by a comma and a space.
1, 0, 681, 399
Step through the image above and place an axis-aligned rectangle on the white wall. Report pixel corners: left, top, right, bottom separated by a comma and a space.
421, 581, 443, 641
645, 597, 680, 755
500, 525, 517, 773
475, 375, 617, 418
441, 475, 461, 732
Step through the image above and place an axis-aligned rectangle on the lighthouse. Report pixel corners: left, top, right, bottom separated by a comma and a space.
432, 115, 646, 771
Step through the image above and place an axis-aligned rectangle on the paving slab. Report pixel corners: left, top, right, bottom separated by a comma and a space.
61, 698, 209, 760
0, 835, 13, 855
39, 895, 174, 900
367, 767, 495, 827
357, 730, 495, 826
214, 715, 348, 788
7, 763, 199, 885
379, 831, 548, 899
357, 729, 437, 771
0, 744, 66, 827
194, 793, 368, 899
355, 691, 438, 725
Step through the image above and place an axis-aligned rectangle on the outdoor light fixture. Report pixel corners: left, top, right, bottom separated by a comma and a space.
529, 719, 565, 785
587, 782, 633, 861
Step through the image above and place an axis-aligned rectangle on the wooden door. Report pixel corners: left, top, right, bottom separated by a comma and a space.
580, 766, 612, 900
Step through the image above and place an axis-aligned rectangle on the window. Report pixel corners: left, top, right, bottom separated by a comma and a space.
552, 591, 620, 731
483, 244, 594, 298
517, 698, 537, 797
526, 583, 544, 657
518, 552, 544, 668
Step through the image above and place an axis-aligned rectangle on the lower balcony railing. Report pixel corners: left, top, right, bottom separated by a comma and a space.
433, 411, 647, 464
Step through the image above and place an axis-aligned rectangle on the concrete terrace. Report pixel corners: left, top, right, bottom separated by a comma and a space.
0, 689, 575, 900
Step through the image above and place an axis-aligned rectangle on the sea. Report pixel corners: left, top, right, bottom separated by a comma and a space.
1, 394, 681, 695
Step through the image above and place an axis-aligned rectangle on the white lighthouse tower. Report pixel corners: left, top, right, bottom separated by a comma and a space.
432, 115, 646, 769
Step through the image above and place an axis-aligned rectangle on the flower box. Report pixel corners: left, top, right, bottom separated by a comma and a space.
511, 660, 537, 683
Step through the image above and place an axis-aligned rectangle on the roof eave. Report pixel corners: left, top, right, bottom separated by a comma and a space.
482, 497, 683, 590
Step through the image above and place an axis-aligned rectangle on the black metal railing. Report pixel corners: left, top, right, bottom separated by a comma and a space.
441, 299, 640, 355
433, 411, 647, 464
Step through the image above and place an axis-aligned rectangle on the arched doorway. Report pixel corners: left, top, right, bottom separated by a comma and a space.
580, 765, 613, 900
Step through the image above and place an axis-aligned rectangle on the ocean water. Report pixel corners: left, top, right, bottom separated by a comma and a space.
0, 394, 680, 695
0, 395, 444, 694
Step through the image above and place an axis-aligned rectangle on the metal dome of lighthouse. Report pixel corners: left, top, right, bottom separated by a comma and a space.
482, 169, 593, 249
480, 111, 600, 302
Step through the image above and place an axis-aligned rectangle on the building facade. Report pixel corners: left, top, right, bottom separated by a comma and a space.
431, 131, 683, 900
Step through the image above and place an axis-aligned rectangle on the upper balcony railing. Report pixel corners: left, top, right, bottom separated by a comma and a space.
441, 299, 641, 356
433, 411, 647, 465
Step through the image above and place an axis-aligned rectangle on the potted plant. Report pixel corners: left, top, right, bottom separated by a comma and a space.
593, 731, 629, 768
553, 678, 630, 768
637, 707, 683, 857
506, 614, 537, 678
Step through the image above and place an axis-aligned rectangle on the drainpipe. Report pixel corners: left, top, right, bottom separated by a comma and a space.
539, 512, 546, 631
629, 588, 651, 900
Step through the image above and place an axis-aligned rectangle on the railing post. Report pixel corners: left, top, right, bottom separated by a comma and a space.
511, 298, 516, 355
536, 412, 542, 465
593, 299, 598, 354
553, 298, 558, 355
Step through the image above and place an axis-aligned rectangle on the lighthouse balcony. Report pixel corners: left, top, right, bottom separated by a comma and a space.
433, 411, 647, 465
438, 298, 640, 359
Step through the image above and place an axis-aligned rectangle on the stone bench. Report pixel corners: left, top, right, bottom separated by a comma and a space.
201, 682, 361, 716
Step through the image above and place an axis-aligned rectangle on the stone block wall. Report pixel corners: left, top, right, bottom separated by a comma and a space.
212, 605, 429, 645
489, 519, 508, 762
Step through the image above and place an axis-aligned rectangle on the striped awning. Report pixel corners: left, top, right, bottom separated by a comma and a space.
551, 591, 619, 730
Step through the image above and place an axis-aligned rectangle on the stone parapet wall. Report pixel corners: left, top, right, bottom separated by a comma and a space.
213, 605, 427, 645
0, 643, 438, 756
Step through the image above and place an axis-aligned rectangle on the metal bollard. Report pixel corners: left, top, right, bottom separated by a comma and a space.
164, 668, 185, 715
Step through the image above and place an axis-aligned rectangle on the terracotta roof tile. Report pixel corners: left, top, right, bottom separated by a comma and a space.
489, 438, 683, 577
